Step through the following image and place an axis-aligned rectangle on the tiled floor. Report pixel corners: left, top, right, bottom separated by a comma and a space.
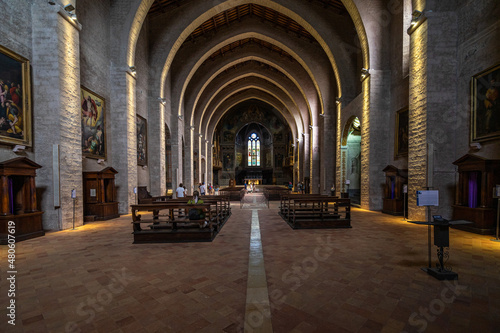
1, 194, 500, 332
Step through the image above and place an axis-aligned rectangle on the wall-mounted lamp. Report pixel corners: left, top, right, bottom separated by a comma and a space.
319, 113, 325, 117
189, 126, 195, 130
212, 144, 215, 148
360, 68, 370, 81
301, 132, 305, 136
291, 144, 295, 148
63, 4, 77, 19
205, 140, 209, 144
158, 97, 166, 106
64, 4, 75, 12
296, 138, 300, 142
129, 66, 136, 75
178, 115, 183, 120
199, 133, 203, 138
13, 145, 26, 153
309, 125, 313, 129
97, 159, 105, 164
470, 142, 482, 150
411, 10, 423, 25
408, 9, 427, 34
142, 165, 147, 170
335, 97, 342, 105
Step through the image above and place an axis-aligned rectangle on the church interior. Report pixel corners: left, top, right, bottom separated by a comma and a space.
0, 0, 500, 332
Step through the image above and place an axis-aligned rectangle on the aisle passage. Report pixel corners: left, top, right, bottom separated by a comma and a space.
243, 210, 273, 332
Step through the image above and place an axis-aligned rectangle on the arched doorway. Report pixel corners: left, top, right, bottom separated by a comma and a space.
341, 116, 361, 205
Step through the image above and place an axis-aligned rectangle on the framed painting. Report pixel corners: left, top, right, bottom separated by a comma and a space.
137, 115, 147, 166
395, 108, 409, 158
471, 63, 500, 142
81, 86, 106, 159
0, 45, 32, 146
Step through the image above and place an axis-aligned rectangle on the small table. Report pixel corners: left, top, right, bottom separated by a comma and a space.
408, 218, 471, 280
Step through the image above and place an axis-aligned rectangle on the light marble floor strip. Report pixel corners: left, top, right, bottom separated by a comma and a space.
244, 209, 273, 332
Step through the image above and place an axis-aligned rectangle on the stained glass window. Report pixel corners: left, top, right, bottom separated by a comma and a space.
248, 133, 260, 166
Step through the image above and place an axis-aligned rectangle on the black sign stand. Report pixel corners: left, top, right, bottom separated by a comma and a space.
409, 217, 471, 280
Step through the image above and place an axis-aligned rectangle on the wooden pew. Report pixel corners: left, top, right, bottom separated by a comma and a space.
137, 186, 171, 204
279, 194, 333, 219
130, 195, 232, 243
131, 202, 218, 243
278, 195, 351, 229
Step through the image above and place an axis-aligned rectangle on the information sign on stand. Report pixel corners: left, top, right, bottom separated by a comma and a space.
491, 185, 500, 242
409, 189, 472, 280
416, 190, 439, 206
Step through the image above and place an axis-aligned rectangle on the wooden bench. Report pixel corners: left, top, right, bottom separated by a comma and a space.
279, 194, 333, 218
264, 187, 289, 201
279, 196, 351, 229
137, 186, 171, 204
152, 196, 231, 224
219, 187, 245, 201
131, 196, 232, 243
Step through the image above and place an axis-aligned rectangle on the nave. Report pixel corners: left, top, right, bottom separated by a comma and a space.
2, 198, 500, 332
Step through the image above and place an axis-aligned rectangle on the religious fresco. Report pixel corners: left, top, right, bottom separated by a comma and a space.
218, 103, 287, 138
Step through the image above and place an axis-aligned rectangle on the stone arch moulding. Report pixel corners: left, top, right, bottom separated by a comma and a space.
126, 0, 370, 100
204, 91, 301, 143
341, 115, 361, 146
194, 74, 307, 135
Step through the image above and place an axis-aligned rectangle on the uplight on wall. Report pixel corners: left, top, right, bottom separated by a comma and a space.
336, 97, 342, 105
360, 68, 370, 81
411, 10, 423, 25
64, 4, 77, 19
407, 9, 428, 34
158, 97, 166, 106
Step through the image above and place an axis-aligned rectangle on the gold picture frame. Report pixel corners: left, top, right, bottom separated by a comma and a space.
81, 86, 106, 159
0, 45, 32, 146
395, 108, 408, 158
471, 63, 500, 142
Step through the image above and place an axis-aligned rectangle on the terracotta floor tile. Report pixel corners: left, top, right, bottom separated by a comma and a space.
1, 194, 500, 332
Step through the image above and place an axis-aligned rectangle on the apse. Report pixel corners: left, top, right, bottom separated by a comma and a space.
212, 99, 293, 186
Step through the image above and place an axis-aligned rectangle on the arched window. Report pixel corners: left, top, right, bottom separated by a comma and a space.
248, 133, 260, 166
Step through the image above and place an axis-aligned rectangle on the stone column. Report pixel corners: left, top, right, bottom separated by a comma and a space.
322, 110, 336, 195
310, 126, 320, 194
32, 4, 83, 230
109, 67, 137, 214
303, 132, 311, 192
148, 100, 166, 196
408, 15, 428, 221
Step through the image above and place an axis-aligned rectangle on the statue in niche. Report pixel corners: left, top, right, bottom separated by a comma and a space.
351, 153, 360, 175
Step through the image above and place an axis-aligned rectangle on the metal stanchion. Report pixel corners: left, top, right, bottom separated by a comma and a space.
71, 189, 76, 230
491, 198, 500, 242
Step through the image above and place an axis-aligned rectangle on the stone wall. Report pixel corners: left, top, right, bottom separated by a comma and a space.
0, 0, 34, 162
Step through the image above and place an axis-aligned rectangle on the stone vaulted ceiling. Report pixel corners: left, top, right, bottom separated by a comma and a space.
145, 0, 360, 143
